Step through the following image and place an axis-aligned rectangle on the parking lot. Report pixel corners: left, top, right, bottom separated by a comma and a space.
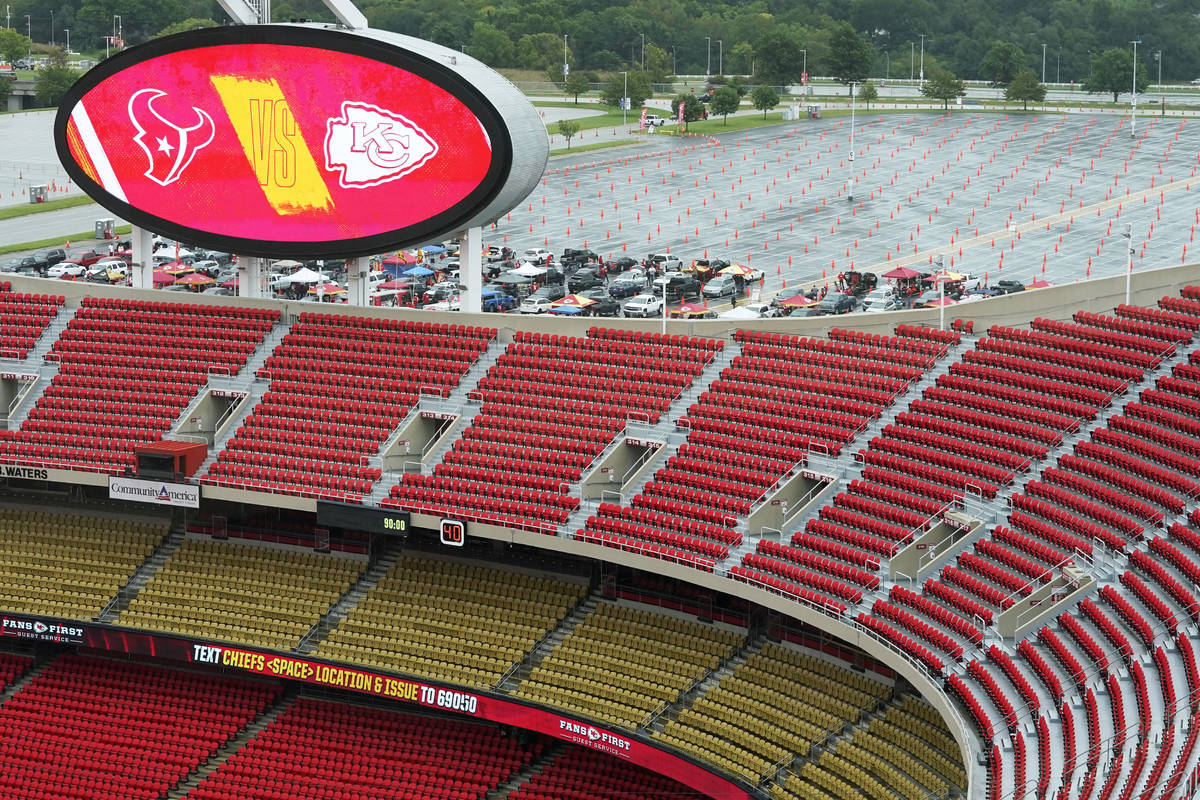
491, 109, 1200, 308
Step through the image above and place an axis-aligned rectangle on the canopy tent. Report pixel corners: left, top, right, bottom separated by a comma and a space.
881, 266, 922, 279
308, 283, 347, 295
924, 270, 965, 283
275, 266, 326, 285
377, 279, 414, 291
152, 270, 174, 286
552, 294, 597, 308
1028, 278, 1053, 289
923, 296, 957, 307
778, 294, 818, 308
719, 263, 758, 277
421, 244, 447, 254
492, 272, 533, 285
549, 305, 582, 315
404, 265, 435, 277
270, 259, 302, 269
174, 272, 214, 286
718, 306, 761, 319
513, 262, 547, 277
159, 262, 193, 276
674, 303, 709, 315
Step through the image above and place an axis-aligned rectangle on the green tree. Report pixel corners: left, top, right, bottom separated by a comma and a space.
979, 41, 1027, 87
753, 29, 806, 87
751, 84, 780, 118
600, 71, 651, 111
516, 33, 566, 72
0, 74, 13, 102
1005, 69, 1046, 110
727, 75, 749, 97
709, 85, 740, 123
670, 92, 704, 130
728, 42, 754, 75
35, 65, 77, 107
154, 18, 218, 38
554, 118, 581, 149
562, 72, 591, 103
920, 66, 966, 109
644, 43, 671, 83
1084, 48, 1147, 103
858, 80, 878, 109
827, 22, 875, 84
0, 28, 32, 64
468, 21, 514, 67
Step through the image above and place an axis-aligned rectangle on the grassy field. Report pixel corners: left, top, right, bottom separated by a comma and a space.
0, 224, 131, 256
0, 195, 95, 221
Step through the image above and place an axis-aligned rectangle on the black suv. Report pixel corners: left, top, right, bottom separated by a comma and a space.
995, 279, 1025, 295
35, 248, 67, 269
528, 284, 566, 302
567, 268, 603, 292
817, 292, 858, 315
653, 273, 701, 301
561, 248, 599, 267
0, 255, 44, 275
580, 289, 620, 317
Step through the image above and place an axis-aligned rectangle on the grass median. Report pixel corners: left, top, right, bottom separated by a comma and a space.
0, 195, 97, 221
0, 224, 131, 256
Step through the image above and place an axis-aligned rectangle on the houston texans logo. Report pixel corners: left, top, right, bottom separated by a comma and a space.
128, 88, 216, 186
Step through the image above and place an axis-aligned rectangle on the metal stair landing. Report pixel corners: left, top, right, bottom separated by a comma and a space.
497, 593, 599, 693
97, 528, 185, 624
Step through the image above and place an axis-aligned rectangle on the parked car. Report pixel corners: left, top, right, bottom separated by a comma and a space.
702, 274, 738, 298
422, 281, 467, 305
519, 296, 554, 314
644, 253, 683, 272
0, 255, 43, 275
861, 286, 900, 311
528, 284, 565, 302
47, 260, 89, 279
85, 259, 128, 282
817, 292, 858, 315
521, 247, 553, 264
995, 279, 1026, 295
560, 248, 599, 266
608, 256, 638, 273
580, 289, 620, 317
567, 268, 603, 292
644, 114, 667, 127
622, 294, 665, 318
481, 289, 516, 312
608, 275, 645, 298
35, 249, 67, 269
652, 273, 702, 301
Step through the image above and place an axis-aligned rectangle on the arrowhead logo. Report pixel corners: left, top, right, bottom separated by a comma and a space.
128, 88, 216, 186
324, 101, 438, 188
33, 622, 47, 634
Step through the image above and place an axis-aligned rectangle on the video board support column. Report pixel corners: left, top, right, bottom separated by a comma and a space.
461, 225, 483, 312
347, 257, 367, 306
130, 225, 154, 289
243, 257, 263, 299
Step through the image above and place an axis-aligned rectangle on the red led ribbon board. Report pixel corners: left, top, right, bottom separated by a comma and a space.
54, 26, 534, 258
0, 612, 752, 799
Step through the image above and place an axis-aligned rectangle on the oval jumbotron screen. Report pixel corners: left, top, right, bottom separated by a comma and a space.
54, 24, 548, 258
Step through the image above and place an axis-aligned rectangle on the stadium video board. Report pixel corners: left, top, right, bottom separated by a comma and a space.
54, 24, 549, 258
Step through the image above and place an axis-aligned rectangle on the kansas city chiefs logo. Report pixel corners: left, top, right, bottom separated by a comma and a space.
324, 101, 438, 188
127, 88, 216, 186
33, 622, 47, 634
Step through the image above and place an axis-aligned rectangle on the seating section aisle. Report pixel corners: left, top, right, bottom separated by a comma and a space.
0, 292, 63, 359
513, 601, 741, 730
654, 641, 890, 782
206, 315, 494, 502
508, 745, 708, 800
0, 652, 30, 691
0, 654, 279, 800
387, 328, 719, 533
315, 555, 586, 688
769, 696, 966, 800
728, 326, 953, 608
0, 298, 276, 473
119, 538, 363, 650
187, 696, 540, 800
0, 508, 165, 620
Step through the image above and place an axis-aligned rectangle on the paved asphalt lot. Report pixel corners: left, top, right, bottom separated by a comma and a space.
3, 104, 1198, 308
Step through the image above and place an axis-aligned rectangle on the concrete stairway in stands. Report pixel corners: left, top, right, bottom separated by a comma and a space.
485, 741, 568, 800
163, 687, 300, 800
294, 539, 403, 655
497, 593, 600, 693
643, 631, 765, 736
98, 528, 185, 624
0, 655, 54, 708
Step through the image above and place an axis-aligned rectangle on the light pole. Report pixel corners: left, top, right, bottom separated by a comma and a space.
919, 34, 926, 81
640, 33, 645, 70
562, 34, 568, 79
718, 39, 722, 76
622, 71, 627, 129
1057, 46, 1061, 83
1123, 223, 1133, 305
49, 10, 53, 46
705, 37, 711, 77
885, 50, 889, 81
64, 29, 69, 54
1041, 43, 1047, 84
1130, 39, 1140, 139
1154, 50, 1161, 89
910, 42, 914, 81
848, 81, 857, 203
801, 49, 807, 79
672, 45, 676, 76
4, 5, 9, 30
24, 15, 30, 53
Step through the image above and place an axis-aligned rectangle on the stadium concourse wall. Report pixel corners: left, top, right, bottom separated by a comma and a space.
2, 259, 1197, 797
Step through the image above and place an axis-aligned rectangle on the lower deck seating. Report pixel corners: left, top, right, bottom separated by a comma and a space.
119, 537, 363, 651
0, 292, 64, 359
654, 640, 890, 782
0, 654, 279, 800
187, 696, 541, 800
513, 601, 742, 730
315, 555, 586, 688
509, 745, 708, 800
0, 508, 165, 620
